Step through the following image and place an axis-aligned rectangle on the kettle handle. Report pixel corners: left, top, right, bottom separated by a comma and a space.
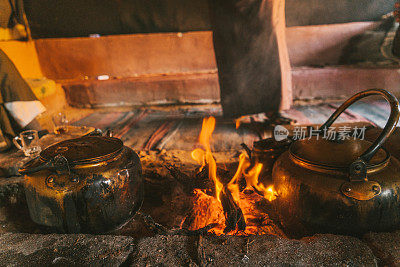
18, 154, 70, 175
320, 89, 400, 180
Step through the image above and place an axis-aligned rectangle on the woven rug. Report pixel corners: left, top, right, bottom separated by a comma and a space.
71, 100, 390, 151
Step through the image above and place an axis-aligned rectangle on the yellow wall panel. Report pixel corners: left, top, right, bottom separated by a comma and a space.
0, 41, 43, 78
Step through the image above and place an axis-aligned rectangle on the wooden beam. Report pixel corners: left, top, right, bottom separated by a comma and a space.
62, 72, 220, 108
292, 66, 400, 100
286, 22, 382, 66
34, 32, 217, 80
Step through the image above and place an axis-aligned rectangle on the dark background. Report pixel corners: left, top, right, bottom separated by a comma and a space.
22, 0, 396, 38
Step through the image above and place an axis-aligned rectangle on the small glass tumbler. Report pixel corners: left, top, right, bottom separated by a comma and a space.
52, 112, 69, 134
13, 130, 42, 158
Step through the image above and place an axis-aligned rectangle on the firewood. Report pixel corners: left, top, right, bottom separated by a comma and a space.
165, 163, 214, 195
219, 186, 246, 233
165, 162, 247, 233
164, 163, 194, 194
194, 166, 215, 192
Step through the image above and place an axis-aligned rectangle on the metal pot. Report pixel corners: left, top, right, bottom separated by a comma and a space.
272, 89, 400, 237
19, 134, 143, 234
252, 138, 291, 181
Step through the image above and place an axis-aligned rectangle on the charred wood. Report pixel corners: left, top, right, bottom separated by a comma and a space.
219, 186, 246, 233
165, 162, 247, 233
164, 164, 214, 194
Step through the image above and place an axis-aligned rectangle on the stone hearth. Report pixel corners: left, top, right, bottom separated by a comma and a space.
1, 150, 400, 266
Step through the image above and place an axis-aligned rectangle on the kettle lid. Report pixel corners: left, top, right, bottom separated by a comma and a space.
289, 137, 390, 173
19, 136, 123, 174
40, 136, 123, 164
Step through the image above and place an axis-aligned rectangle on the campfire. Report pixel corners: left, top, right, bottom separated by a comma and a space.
180, 117, 278, 235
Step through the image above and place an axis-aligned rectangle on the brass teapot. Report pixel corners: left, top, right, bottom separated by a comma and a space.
19, 133, 143, 234
271, 89, 400, 237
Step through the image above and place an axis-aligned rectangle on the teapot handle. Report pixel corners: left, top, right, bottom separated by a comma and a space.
319, 89, 400, 180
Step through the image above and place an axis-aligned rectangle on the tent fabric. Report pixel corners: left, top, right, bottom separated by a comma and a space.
24, 0, 396, 38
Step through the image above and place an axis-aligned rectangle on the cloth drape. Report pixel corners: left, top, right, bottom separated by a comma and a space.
209, 0, 290, 117
0, 49, 45, 138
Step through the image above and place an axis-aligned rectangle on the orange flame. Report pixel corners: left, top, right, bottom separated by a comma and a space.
199, 117, 216, 151
191, 148, 205, 169
191, 117, 277, 220
235, 118, 241, 129
235, 116, 246, 129
192, 117, 223, 201
228, 152, 277, 202
242, 156, 277, 202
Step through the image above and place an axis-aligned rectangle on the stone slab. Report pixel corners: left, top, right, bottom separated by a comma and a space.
198, 235, 249, 266
131, 235, 198, 266
198, 234, 377, 266
0, 232, 387, 266
0, 233, 135, 266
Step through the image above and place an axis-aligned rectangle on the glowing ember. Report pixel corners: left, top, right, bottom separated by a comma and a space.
188, 116, 278, 235
183, 189, 281, 236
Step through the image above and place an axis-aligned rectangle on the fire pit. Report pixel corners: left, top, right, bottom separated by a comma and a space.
0, 113, 400, 265
166, 116, 280, 236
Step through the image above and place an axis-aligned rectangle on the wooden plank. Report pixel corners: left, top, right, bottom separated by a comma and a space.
62, 72, 220, 108
275, 0, 293, 110
34, 32, 217, 80
62, 66, 400, 107
286, 22, 382, 66
292, 66, 400, 100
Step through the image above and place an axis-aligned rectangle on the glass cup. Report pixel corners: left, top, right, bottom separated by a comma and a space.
52, 112, 69, 134
13, 130, 42, 158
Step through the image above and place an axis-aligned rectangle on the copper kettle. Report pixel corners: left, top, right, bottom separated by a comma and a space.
19, 133, 143, 234
272, 89, 400, 237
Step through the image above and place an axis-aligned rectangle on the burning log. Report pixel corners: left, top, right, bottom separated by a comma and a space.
164, 163, 194, 194
189, 117, 250, 233
164, 163, 214, 194
190, 116, 280, 234
165, 116, 279, 235
219, 186, 246, 233
166, 163, 247, 233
